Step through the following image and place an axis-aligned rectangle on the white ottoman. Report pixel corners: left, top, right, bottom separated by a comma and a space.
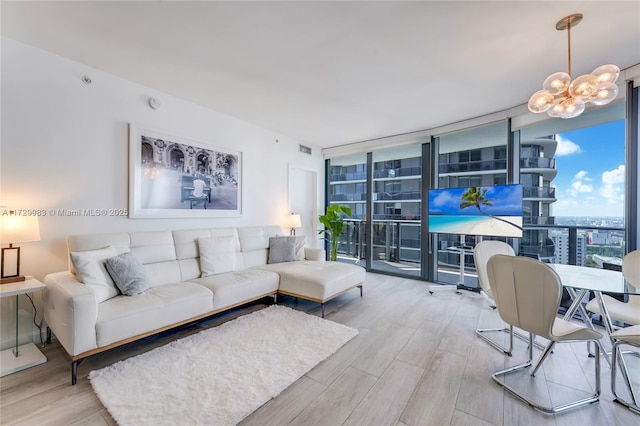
274, 261, 365, 317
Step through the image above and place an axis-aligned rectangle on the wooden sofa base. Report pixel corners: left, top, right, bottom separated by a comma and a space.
56, 291, 278, 385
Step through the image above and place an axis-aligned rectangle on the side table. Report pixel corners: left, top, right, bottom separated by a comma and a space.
0, 278, 47, 377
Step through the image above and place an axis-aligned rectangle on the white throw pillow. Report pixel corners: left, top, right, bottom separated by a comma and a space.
70, 245, 120, 303
199, 235, 237, 277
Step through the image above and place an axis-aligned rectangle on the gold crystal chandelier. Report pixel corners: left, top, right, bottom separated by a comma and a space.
528, 13, 620, 119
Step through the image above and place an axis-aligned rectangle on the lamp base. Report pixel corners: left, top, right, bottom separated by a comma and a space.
0, 275, 26, 285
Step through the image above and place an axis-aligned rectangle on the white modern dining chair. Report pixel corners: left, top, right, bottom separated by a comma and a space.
473, 240, 544, 356
487, 254, 603, 414
586, 250, 640, 327
473, 240, 516, 355
610, 323, 640, 414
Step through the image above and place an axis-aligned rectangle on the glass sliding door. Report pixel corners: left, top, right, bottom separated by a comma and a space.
434, 121, 509, 288
370, 145, 423, 277
518, 102, 626, 266
326, 153, 368, 264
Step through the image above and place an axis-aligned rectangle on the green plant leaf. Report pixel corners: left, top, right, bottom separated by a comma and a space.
318, 204, 352, 260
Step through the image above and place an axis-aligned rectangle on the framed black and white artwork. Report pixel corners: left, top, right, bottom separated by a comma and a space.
129, 124, 242, 218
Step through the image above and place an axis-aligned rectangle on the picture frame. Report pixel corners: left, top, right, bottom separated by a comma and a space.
129, 124, 242, 218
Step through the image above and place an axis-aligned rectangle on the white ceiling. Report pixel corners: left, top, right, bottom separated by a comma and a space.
2, 1, 639, 149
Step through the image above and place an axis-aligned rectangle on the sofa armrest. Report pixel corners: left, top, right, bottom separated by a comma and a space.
43, 271, 98, 357
304, 247, 326, 261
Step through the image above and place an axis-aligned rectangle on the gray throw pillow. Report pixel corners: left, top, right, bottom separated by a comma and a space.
268, 236, 297, 264
294, 235, 306, 261
105, 253, 151, 296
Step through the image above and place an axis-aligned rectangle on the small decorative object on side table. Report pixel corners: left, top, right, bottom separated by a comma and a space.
1, 211, 41, 284
0, 278, 47, 377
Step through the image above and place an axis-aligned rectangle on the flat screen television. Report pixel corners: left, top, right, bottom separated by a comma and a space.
428, 184, 523, 238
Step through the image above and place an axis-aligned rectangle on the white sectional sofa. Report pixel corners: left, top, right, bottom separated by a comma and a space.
43, 226, 365, 384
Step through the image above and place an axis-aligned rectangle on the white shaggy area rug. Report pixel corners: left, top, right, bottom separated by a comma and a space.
89, 305, 358, 426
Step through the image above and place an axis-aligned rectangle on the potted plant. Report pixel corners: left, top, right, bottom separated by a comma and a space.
318, 204, 352, 261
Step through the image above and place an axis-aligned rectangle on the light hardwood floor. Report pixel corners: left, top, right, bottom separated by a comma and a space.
1, 272, 638, 425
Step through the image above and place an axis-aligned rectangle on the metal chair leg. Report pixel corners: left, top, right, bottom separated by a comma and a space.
611, 339, 640, 414
476, 325, 514, 356
492, 334, 600, 414
476, 324, 546, 356
530, 341, 555, 376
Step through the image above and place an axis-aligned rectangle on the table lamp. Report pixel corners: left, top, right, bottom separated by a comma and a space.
284, 213, 302, 236
0, 211, 41, 284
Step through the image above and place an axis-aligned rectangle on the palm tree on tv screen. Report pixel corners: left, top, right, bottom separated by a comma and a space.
459, 186, 522, 231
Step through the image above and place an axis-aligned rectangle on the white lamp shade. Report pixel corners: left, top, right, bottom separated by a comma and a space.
284, 214, 302, 229
0, 213, 41, 244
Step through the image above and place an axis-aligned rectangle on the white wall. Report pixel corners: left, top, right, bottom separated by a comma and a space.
0, 38, 324, 347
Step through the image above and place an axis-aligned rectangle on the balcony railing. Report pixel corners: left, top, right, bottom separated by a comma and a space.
333, 188, 555, 203
523, 216, 556, 225
522, 186, 556, 199
373, 167, 421, 179
520, 157, 556, 169
329, 193, 367, 202
373, 191, 421, 200
439, 159, 507, 174
331, 220, 625, 276
519, 243, 556, 258
519, 224, 625, 265
329, 172, 367, 182
372, 214, 421, 221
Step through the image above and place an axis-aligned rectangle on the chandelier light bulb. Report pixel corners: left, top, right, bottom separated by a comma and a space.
543, 72, 571, 95
527, 14, 620, 119
592, 64, 620, 84
590, 82, 619, 105
547, 100, 563, 118
528, 90, 555, 113
569, 74, 598, 100
558, 97, 585, 119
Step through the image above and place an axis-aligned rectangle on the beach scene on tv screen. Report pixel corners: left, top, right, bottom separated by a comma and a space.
428, 184, 523, 237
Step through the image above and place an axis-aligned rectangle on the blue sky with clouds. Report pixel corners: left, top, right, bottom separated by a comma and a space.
552, 120, 625, 217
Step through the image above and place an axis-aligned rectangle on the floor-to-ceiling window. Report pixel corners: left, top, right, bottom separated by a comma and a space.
370, 145, 423, 277
433, 121, 509, 287
518, 102, 627, 267
326, 153, 368, 262
323, 83, 639, 283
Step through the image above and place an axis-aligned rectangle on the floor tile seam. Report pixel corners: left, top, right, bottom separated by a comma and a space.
455, 340, 505, 426
397, 358, 451, 426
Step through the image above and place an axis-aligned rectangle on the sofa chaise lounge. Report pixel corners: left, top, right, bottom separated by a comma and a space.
43, 226, 365, 384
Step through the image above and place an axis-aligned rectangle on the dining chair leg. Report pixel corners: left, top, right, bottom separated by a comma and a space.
475, 325, 514, 356
493, 334, 600, 414
476, 324, 546, 356
611, 339, 640, 414
530, 340, 555, 376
